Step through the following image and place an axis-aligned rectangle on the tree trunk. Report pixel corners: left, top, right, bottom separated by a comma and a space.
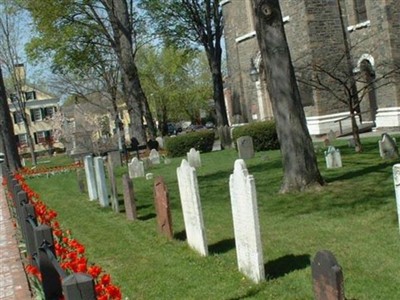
253, 0, 324, 192
104, 0, 154, 144
0, 67, 21, 172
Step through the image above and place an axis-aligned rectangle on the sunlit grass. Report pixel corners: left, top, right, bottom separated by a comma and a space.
26, 136, 400, 299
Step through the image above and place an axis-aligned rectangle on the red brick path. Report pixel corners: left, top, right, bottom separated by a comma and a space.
0, 183, 32, 299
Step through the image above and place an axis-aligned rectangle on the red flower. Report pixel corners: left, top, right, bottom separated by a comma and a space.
100, 274, 111, 286
88, 265, 102, 279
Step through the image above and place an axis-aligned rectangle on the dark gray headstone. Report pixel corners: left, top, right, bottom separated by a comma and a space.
311, 250, 344, 300
62, 273, 96, 300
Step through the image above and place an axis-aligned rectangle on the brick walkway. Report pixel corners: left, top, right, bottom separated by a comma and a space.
0, 182, 32, 299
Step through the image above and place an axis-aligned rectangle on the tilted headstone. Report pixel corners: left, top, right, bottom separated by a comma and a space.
149, 149, 161, 164
311, 250, 345, 300
94, 157, 109, 208
122, 174, 137, 221
84, 155, 98, 200
156, 136, 164, 149
324, 146, 342, 169
237, 136, 255, 159
218, 125, 233, 149
187, 148, 201, 168
379, 133, 399, 159
177, 159, 208, 256
229, 159, 265, 283
128, 157, 145, 179
154, 177, 173, 239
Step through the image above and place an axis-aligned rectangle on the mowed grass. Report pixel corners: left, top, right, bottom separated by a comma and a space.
26, 136, 400, 299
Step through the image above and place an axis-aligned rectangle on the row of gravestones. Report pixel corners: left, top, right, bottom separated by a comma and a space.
325, 133, 399, 169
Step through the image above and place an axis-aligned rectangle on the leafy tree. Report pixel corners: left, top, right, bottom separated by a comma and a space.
139, 0, 229, 127
23, 0, 156, 144
137, 45, 212, 135
0, 1, 37, 164
252, 0, 324, 192
0, 66, 21, 172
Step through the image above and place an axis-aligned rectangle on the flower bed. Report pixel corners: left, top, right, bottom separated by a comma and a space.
5, 174, 122, 300
19, 162, 83, 178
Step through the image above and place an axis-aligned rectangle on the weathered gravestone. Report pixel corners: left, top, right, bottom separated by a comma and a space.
347, 137, 356, 148
122, 174, 137, 221
324, 146, 342, 169
84, 155, 98, 200
177, 159, 208, 256
187, 148, 201, 168
107, 159, 119, 213
327, 130, 336, 144
128, 157, 145, 179
237, 136, 255, 159
108, 150, 122, 168
154, 177, 173, 239
149, 149, 161, 164
217, 125, 232, 149
156, 136, 164, 149
311, 250, 345, 300
379, 133, 399, 159
93, 157, 109, 208
229, 159, 265, 283
392, 164, 400, 232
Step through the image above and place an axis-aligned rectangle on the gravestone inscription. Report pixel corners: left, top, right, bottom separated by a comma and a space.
237, 136, 254, 159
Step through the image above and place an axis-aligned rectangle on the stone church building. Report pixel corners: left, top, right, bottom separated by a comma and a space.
221, 0, 400, 135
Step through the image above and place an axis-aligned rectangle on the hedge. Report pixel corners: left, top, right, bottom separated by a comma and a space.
232, 121, 280, 152
165, 130, 215, 157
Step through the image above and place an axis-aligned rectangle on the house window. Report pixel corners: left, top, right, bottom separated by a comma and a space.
30, 108, 43, 122
9, 93, 18, 102
17, 134, 28, 147
25, 91, 36, 100
45, 106, 56, 118
354, 0, 367, 23
34, 130, 52, 145
13, 112, 24, 124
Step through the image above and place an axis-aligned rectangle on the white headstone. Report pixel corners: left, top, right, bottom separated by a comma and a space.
177, 159, 208, 256
94, 157, 109, 208
156, 136, 164, 149
393, 164, 400, 233
128, 158, 145, 178
149, 149, 160, 164
187, 148, 201, 168
84, 155, 98, 200
324, 146, 342, 168
229, 159, 265, 283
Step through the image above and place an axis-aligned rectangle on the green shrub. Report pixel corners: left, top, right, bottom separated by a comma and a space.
232, 121, 280, 151
165, 130, 215, 157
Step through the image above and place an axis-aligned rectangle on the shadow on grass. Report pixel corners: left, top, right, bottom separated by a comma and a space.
265, 254, 310, 280
173, 230, 186, 241
325, 162, 393, 183
226, 288, 262, 300
138, 213, 156, 221
208, 238, 235, 254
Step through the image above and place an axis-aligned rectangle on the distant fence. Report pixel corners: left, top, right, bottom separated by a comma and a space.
1, 164, 96, 300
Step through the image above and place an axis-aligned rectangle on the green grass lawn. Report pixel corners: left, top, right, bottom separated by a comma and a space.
26, 137, 400, 299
